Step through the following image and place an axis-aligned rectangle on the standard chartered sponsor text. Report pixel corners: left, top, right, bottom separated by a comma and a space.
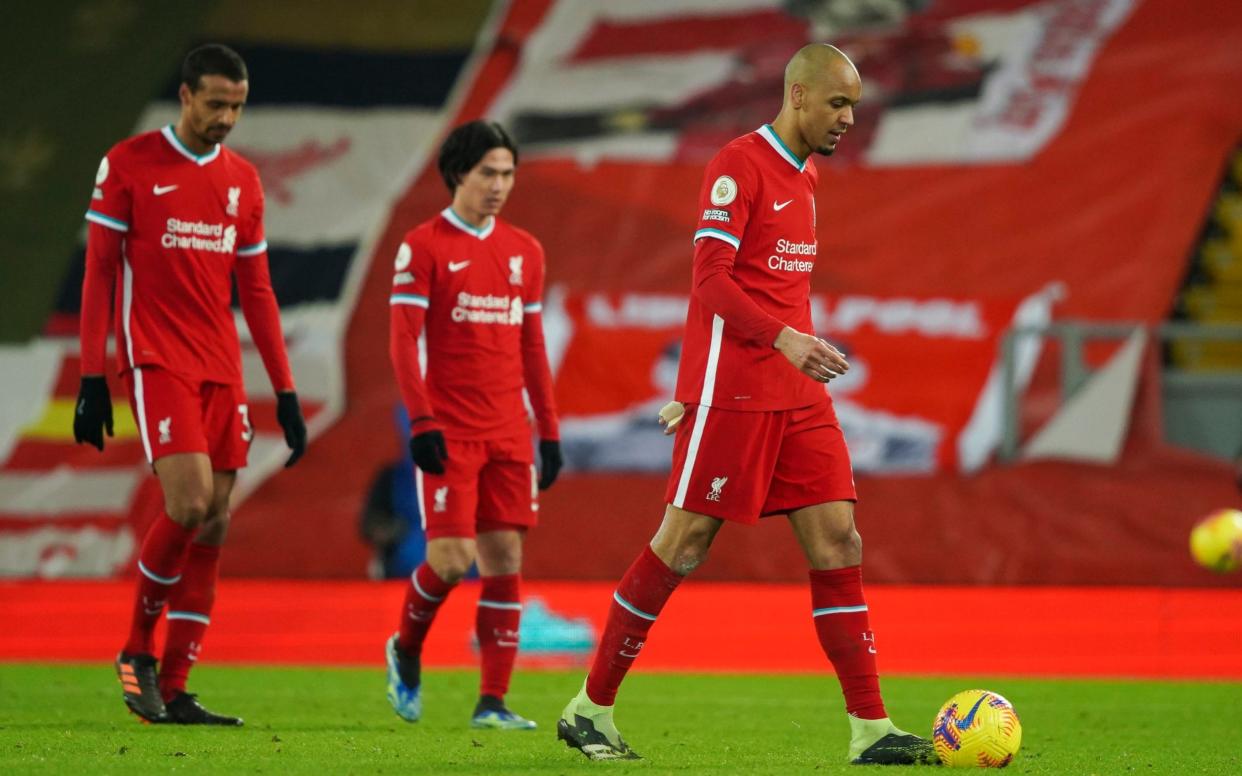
456, 292, 511, 309
769, 255, 815, 272
166, 218, 224, 236
162, 218, 237, 253
452, 292, 524, 325
774, 238, 816, 255
769, 237, 817, 272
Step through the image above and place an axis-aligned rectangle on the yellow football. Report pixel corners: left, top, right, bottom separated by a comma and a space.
932, 689, 1022, 768
1189, 508, 1242, 573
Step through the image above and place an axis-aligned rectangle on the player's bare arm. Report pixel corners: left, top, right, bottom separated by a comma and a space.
773, 326, 849, 383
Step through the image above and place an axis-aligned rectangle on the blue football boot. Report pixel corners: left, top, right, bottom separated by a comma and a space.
471, 694, 537, 730
385, 633, 422, 722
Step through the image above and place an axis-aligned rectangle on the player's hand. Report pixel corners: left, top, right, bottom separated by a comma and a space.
410, 430, 448, 475
276, 391, 308, 467
773, 327, 849, 383
537, 439, 563, 490
73, 376, 113, 451
657, 401, 685, 435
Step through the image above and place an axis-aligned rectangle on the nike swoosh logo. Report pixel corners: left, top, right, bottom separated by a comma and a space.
773, 199, 793, 211
447, 260, 470, 272
955, 694, 989, 730
153, 184, 178, 196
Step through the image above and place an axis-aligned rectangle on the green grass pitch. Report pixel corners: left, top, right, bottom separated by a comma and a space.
1, 665, 1238, 774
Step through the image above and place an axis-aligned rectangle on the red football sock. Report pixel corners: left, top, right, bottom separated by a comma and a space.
477, 574, 521, 699
158, 543, 220, 701
123, 513, 194, 655
585, 546, 683, 706
397, 563, 457, 656
810, 565, 886, 719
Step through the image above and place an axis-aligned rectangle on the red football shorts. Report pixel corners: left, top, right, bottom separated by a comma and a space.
415, 433, 538, 540
123, 366, 252, 470
665, 398, 856, 523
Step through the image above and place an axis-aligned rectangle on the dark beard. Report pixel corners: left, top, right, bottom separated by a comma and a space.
199, 125, 229, 146
815, 145, 836, 156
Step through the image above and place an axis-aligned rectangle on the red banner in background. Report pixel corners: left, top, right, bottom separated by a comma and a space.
494, 0, 1242, 322
10, 0, 1224, 582
550, 290, 1046, 473
228, 0, 1241, 583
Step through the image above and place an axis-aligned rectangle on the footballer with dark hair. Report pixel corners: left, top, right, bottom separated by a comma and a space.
77, 43, 306, 726
385, 119, 561, 730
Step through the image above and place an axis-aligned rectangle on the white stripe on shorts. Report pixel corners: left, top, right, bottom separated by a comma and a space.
673, 314, 724, 507
133, 367, 153, 463
414, 466, 426, 532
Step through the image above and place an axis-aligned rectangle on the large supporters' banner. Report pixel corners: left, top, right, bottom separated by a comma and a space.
494, 0, 1135, 166
240, 0, 1240, 581
298, 0, 1236, 584
480, 0, 1239, 481
7, 0, 1241, 584
548, 288, 1059, 473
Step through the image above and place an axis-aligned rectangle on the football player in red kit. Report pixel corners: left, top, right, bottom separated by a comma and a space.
386, 121, 561, 730
75, 44, 307, 725
557, 45, 935, 765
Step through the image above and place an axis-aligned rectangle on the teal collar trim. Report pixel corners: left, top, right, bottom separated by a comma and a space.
441, 207, 495, 240
161, 125, 221, 166
757, 125, 807, 172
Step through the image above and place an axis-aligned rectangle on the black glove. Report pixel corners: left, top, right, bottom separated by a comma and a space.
73, 376, 113, 451
410, 429, 448, 475
276, 391, 307, 467
538, 439, 563, 491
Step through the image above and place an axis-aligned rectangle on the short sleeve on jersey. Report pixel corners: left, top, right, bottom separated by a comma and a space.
693, 148, 758, 251
389, 236, 434, 308
85, 153, 132, 233
236, 174, 268, 257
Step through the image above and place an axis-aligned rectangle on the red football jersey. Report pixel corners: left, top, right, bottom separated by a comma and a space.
675, 125, 825, 411
390, 208, 559, 441
85, 126, 268, 384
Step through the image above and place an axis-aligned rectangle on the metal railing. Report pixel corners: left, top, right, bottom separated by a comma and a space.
998, 321, 1242, 461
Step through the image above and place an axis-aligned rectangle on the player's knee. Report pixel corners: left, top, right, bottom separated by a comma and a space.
436, 559, 474, 583
654, 521, 715, 575
196, 511, 230, 545
166, 491, 212, 527
815, 528, 861, 567
482, 547, 521, 575
834, 525, 861, 551
429, 542, 477, 582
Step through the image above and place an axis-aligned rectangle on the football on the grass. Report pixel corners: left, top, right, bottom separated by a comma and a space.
931, 689, 1022, 768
